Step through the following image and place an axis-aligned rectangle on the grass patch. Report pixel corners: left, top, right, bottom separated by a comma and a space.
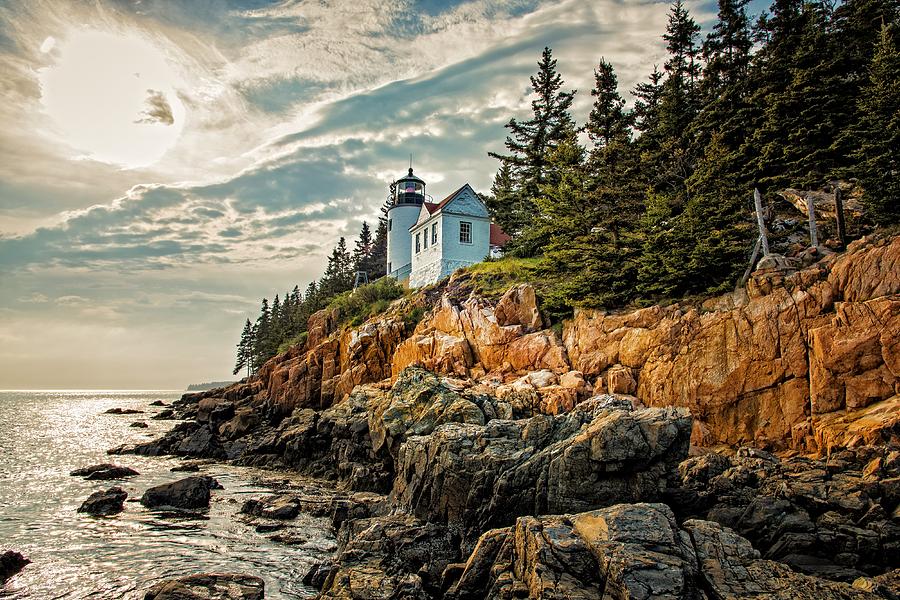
327, 277, 408, 328
461, 256, 543, 299
277, 331, 308, 354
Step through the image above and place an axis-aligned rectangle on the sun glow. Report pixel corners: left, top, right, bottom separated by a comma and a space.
38, 29, 186, 169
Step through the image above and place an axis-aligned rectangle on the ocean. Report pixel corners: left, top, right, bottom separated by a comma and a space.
0, 390, 333, 599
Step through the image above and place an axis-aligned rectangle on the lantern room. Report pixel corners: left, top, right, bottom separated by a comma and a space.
393, 168, 426, 206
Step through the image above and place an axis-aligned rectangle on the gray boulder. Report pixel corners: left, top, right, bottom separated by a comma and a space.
1, 550, 30, 583
144, 573, 263, 600
70, 463, 139, 480
78, 486, 128, 516
140, 476, 221, 510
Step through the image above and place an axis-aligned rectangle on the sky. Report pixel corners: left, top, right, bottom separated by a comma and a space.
0, 0, 770, 390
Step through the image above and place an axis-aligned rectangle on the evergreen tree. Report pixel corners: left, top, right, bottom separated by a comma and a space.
692, 0, 754, 151
353, 221, 375, 280
852, 24, 900, 225
232, 319, 254, 377
651, 1, 702, 195
632, 65, 665, 156
489, 46, 576, 255
485, 163, 519, 238
320, 237, 353, 297
681, 134, 754, 293
252, 298, 272, 372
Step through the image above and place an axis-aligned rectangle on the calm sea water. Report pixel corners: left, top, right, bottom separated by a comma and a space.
0, 390, 334, 599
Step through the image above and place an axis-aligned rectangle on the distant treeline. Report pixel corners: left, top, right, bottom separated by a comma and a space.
186, 381, 236, 391
486, 0, 899, 316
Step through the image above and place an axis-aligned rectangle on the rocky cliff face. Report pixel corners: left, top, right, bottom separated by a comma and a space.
564, 235, 900, 451
221, 235, 898, 453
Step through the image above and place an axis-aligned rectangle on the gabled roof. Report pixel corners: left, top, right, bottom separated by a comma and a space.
490, 223, 511, 247
410, 183, 485, 229
432, 184, 469, 212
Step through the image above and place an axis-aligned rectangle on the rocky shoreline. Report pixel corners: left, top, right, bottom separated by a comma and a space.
107, 367, 898, 599
96, 235, 900, 599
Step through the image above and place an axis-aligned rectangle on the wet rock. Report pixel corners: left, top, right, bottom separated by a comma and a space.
303, 561, 335, 590
78, 486, 128, 516
170, 463, 201, 473
144, 573, 264, 600
149, 400, 167, 407
70, 463, 139, 480
152, 409, 176, 420
1, 550, 30, 583
140, 476, 221, 510
240, 495, 300, 520
319, 514, 458, 599
130, 421, 149, 428
104, 407, 143, 415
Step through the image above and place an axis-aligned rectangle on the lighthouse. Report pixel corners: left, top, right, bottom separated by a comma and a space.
386, 167, 426, 281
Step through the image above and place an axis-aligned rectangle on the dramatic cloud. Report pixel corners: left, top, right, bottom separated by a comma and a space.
135, 89, 175, 125
0, 0, 771, 388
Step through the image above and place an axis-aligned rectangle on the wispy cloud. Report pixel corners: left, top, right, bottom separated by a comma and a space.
0, 0, 735, 387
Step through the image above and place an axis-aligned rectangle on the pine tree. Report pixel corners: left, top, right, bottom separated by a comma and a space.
353, 221, 375, 280
692, 0, 754, 151
681, 134, 754, 293
632, 66, 665, 156
233, 319, 254, 377
485, 163, 519, 237
488, 46, 576, 255
853, 23, 900, 225
320, 237, 353, 297
252, 298, 272, 371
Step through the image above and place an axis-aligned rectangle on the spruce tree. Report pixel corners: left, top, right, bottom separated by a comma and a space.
233, 319, 254, 377
252, 298, 272, 371
485, 163, 519, 237
651, 1, 702, 195
353, 221, 375, 279
693, 0, 754, 151
682, 134, 754, 293
489, 46, 576, 255
320, 237, 353, 297
632, 66, 664, 156
853, 24, 900, 225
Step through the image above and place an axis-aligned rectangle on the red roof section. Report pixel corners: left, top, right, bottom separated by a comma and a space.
423, 202, 439, 215
490, 223, 511, 247
433, 184, 469, 212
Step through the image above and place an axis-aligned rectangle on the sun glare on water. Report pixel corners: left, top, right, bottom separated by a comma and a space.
38, 29, 186, 169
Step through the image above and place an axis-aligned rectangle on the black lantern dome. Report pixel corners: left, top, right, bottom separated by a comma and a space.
393, 168, 426, 207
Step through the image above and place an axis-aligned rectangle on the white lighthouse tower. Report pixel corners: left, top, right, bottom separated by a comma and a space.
386, 167, 426, 281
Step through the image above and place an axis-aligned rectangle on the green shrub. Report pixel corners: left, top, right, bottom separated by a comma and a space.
327, 277, 407, 330
277, 330, 308, 354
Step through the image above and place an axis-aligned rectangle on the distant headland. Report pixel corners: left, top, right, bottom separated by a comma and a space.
185, 381, 235, 392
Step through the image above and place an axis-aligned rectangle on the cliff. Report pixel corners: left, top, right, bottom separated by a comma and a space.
221, 234, 899, 454
119, 238, 900, 598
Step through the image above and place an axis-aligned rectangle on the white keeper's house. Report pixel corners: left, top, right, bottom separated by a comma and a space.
385, 168, 509, 288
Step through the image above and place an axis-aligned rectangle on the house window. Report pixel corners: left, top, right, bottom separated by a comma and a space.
388, 261, 392, 273
423, 229, 428, 249
432, 223, 437, 245
388, 219, 392, 231
415, 232, 420, 253
459, 221, 472, 244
